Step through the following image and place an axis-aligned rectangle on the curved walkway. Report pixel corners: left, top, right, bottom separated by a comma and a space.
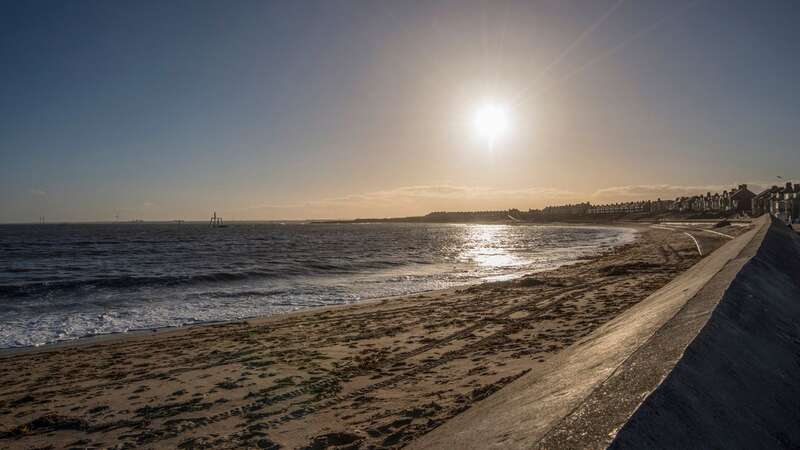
412, 216, 789, 449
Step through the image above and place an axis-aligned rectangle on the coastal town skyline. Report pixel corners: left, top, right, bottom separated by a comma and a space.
3, 2, 800, 447
7, 178, 798, 223
3, 0, 800, 222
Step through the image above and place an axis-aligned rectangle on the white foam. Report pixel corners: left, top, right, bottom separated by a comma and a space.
0, 225, 637, 348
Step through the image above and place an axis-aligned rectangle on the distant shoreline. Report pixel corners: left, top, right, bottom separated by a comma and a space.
0, 212, 748, 226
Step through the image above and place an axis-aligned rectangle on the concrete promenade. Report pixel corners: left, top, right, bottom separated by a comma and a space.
414, 215, 800, 449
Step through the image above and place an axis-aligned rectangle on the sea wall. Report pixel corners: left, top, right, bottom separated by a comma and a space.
609, 217, 800, 448
413, 215, 800, 449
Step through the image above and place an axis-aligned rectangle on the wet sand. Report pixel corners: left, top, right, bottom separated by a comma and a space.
0, 224, 747, 449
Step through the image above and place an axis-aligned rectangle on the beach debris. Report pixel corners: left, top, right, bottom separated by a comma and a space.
256, 438, 282, 449
0, 415, 90, 438
301, 431, 363, 450
598, 262, 660, 276
515, 276, 545, 287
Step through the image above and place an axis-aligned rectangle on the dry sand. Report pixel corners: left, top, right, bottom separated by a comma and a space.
0, 224, 747, 449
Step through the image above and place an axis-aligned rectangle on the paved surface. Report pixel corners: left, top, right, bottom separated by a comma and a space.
542, 218, 769, 449
611, 216, 800, 448
411, 218, 766, 450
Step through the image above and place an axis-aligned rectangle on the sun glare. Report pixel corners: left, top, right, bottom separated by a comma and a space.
473, 103, 510, 148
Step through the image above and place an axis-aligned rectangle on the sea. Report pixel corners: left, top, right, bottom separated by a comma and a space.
0, 222, 636, 348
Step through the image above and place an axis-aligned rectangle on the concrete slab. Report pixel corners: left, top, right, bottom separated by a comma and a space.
539, 215, 771, 448
610, 216, 800, 448
410, 217, 767, 450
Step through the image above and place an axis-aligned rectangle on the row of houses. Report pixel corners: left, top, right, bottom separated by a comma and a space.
753, 182, 800, 223
669, 181, 800, 223
587, 199, 674, 215
541, 202, 590, 216
421, 181, 799, 224
565, 182, 799, 223
545, 185, 755, 217
668, 184, 755, 214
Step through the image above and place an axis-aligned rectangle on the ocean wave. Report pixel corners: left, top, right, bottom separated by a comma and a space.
0, 223, 636, 348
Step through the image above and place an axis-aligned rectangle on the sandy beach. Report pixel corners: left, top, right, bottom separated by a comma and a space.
0, 223, 747, 449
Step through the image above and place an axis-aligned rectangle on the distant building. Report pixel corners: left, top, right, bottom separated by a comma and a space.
421, 182, 761, 222
542, 202, 590, 215
667, 184, 754, 214
752, 186, 780, 216
424, 208, 538, 222
769, 182, 800, 223
729, 184, 755, 213
587, 199, 673, 215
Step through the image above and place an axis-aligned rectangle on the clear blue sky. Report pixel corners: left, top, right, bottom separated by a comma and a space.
2, 0, 799, 222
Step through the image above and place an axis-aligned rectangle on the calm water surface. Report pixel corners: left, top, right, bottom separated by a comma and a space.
0, 222, 636, 348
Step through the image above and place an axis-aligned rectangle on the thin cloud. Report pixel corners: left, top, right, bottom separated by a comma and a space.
591, 181, 785, 201
238, 184, 584, 221
29, 189, 47, 198
245, 184, 582, 211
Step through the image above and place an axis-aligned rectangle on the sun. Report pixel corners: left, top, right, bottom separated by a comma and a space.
473, 103, 510, 148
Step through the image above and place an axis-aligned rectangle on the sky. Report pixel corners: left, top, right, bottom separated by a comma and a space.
2, 0, 799, 222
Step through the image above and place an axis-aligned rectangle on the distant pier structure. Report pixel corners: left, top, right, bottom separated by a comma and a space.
210, 211, 224, 228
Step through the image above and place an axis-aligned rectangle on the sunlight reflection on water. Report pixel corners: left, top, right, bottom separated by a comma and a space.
0, 222, 635, 348
460, 224, 531, 269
